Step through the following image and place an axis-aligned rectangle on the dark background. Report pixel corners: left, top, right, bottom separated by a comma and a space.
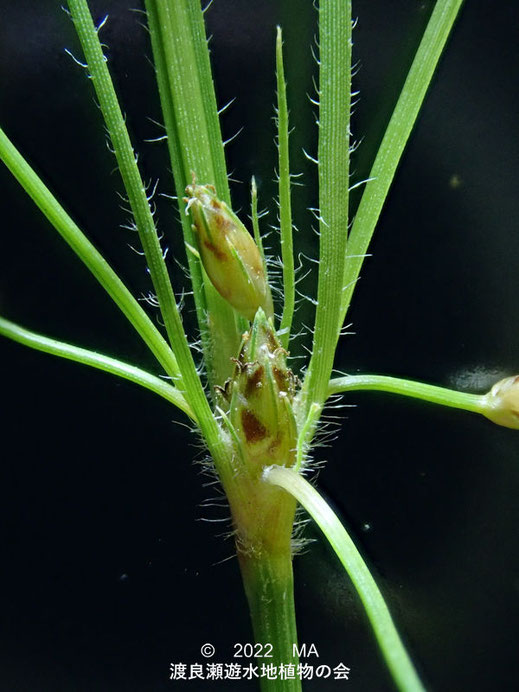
1, 1, 519, 690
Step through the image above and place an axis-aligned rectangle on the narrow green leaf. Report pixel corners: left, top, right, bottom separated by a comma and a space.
264, 465, 425, 692
301, 0, 351, 412
0, 127, 179, 381
339, 0, 465, 327
66, 0, 216, 435
250, 177, 268, 275
275, 27, 295, 350
0, 316, 195, 421
66, 3, 183, 368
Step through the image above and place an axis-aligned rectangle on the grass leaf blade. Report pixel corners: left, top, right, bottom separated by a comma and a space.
276, 27, 295, 350
301, 0, 351, 411
0, 127, 179, 381
340, 0, 465, 326
264, 465, 425, 692
0, 316, 195, 421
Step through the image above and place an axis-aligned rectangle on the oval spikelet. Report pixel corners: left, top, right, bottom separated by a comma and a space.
227, 308, 297, 474
185, 182, 273, 321
483, 375, 519, 429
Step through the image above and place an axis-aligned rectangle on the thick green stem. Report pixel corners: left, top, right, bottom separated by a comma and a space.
230, 488, 300, 692
238, 550, 300, 692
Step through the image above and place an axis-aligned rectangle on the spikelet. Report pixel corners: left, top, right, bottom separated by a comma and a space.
185, 182, 273, 322
219, 308, 297, 476
483, 375, 519, 429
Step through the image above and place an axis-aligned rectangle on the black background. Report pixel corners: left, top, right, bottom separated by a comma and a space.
1, 1, 519, 690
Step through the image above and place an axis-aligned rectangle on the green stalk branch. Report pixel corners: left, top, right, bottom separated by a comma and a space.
275, 27, 295, 350
263, 465, 425, 692
66, 0, 216, 435
301, 0, 351, 411
0, 316, 195, 421
328, 374, 486, 415
0, 127, 179, 381
339, 0, 464, 327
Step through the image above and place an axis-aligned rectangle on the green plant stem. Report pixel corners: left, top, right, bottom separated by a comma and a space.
66, 0, 217, 437
238, 551, 300, 692
0, 316, 195, 421
0, 127, 179, 381
263, 465, 425, 692
275, 27, 295, 350
328, 374, 486, 415
340, 0, 464, 327
302, 0, 351, 412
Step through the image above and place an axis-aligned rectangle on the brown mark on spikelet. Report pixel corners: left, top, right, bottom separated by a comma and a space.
241, 409, 268, 443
